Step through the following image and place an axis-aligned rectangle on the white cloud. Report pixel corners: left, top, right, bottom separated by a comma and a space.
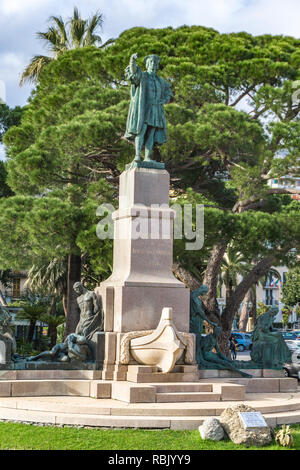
0, 0, 299, 108
0, 0, 49, 16
0, 144, 6, 161
229, 0, 300, 37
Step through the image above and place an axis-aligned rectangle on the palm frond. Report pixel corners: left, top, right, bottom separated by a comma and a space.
83, 12, 104, 47
48, 15, 68, 44
19, 55, 53, 86
99, 37, 115, 49
70, 18, 87, 48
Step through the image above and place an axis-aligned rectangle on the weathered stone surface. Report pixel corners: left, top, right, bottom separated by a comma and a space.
199, 418, 224, 441
96, 167, 190, 335
130, 308, 186, 373
219, 404, 272, 447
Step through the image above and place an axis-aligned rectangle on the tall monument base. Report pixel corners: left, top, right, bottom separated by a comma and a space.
95, 166, 193, 371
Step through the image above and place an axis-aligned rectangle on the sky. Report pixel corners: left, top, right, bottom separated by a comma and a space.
0, 0, 300, 159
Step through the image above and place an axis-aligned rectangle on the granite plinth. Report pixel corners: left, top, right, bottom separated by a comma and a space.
96, 167, 190, 334
0, 335, 12, 365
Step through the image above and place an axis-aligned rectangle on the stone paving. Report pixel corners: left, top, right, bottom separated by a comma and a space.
1, 388, 300, 430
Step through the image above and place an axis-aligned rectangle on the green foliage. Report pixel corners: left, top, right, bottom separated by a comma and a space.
1, 422, 300, 450
221, 245, 250, 292
282, 310, 290, 326
257, 302, 269, 317
40, 314, 65, 328
1, 26, 300, 335
0, 104, 22, 142
15, 339, 39, 357
0, 268, 12, 288
282, 266, 300, 307
15, 304, 47, 323
0, 161, 14, 198
56, 322, 66, 343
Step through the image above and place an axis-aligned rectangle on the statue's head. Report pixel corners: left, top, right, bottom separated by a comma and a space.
269, 306, 279, 317
73, 282, 85, 295
144, 54, 160, 73
192, 284, 208, 299
199, 285, 208, 296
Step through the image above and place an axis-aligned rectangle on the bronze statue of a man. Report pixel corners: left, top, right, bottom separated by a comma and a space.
73, 282, 103, 341
124, 53, 172, 163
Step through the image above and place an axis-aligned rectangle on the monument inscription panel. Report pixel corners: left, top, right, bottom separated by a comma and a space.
238, 411, 268, 429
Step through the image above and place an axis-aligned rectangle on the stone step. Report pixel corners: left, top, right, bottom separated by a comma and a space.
1, 394, 300, 418
0, 370, 102, 381
156, 391, 222, 403
0, 380, 92, 397
154, 383, 213, 393
127, 372, 199, 383
206, 377, 298, 393
0, 402, 299, 429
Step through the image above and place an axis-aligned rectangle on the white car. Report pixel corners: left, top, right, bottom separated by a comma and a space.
285, 340, 300, 351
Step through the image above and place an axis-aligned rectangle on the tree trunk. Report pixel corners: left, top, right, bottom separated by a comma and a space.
49, 298, 57, 348
65, 253, 81, 337
172, 262, 202, 290
220, 255, 274, 355
251, 289, 257, 327
239, 288, 252, 332
202, 242, 228, 320
28, 320, 36, 344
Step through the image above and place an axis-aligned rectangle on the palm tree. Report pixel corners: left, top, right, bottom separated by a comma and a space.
16, 303, 46, 343
20, 7, 114, 85
221, 245, 249, 305
41, 311, 65, 347
25, 258, 68, 315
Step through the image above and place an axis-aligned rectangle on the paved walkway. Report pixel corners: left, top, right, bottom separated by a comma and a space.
1, 390, 300, 429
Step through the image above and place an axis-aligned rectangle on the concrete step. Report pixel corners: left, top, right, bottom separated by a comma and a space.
127, 372, 199, 383
0, 380, 92, 397
0, 370, 102, 381
1, 396, 300, 417
155, 383, 213, 393
0, 402, 300, 429
156, 392, 221, 403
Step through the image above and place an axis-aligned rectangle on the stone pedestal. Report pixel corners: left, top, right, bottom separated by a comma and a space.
95, 167, 191, 371
0, 335, 12, 366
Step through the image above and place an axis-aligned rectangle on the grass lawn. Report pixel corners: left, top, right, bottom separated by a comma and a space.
0, 422, 298, 450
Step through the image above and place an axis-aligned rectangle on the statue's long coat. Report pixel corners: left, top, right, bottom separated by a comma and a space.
124, 65, 172, 145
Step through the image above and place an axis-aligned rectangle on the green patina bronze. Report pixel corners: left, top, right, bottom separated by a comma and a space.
190, 285, 217, 364
124, 53, 172, 168
250, 306, 292, 369
190, 285, 251, 377
199, 326, 252, 378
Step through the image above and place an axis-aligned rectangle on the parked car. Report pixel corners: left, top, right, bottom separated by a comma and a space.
231, 332, 252, 351
285, 340, 300, 352
281, 331, 297, 340
283, 349, 300, 378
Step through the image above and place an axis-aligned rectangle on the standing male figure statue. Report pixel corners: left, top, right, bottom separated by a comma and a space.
124, 53, 172, 164
73, 282, 103, 341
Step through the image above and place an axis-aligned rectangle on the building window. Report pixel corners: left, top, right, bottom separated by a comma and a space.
265, 289, 274, 305
13, 278, 21, 298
